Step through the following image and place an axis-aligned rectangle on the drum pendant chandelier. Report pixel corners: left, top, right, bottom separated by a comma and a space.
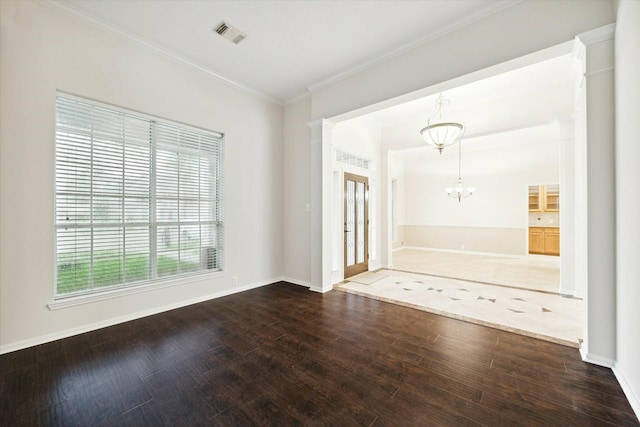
420, 93, 465, 154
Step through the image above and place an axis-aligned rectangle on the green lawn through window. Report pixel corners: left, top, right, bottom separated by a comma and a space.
56, 253, 200, 294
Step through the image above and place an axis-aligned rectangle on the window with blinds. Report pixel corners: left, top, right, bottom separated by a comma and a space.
55, 94, 223, 297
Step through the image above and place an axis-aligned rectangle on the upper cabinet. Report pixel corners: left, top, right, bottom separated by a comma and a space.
544, 184, 560, 211
528, 184, 560, 212
528, 185, 542, 211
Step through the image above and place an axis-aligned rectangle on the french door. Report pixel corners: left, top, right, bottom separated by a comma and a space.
344, 173, 368, 278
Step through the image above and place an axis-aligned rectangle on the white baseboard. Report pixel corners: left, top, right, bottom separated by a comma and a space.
0, 277, 279, 355
280, 276, 311, 288
613, 365, 640, 421
579, 347, 615, 368
309, 285, 331, 293
399, 246, 524, 259
558, 287, 577, 296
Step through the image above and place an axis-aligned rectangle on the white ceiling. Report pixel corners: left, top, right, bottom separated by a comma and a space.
53, 0, 577, 149
54, 0, 519, 103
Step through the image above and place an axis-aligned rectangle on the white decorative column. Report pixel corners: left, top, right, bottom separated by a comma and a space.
308, 119, 335, 293
577, 24, 616, 366
557, 117, 576, 296
379, 151, 392, 269
572, 38, 588, 300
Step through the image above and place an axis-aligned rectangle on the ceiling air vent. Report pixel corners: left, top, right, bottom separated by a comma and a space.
214, 21, 246, 45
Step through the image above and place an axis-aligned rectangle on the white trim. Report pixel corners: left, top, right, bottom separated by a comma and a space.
307, 0, 521, 93
391, 120, 564, 155
613, 366, 640, 421
576, 23, 616, 46
58, 91, 225, 137
399, 246, 524, 259
280, 276, 311, 288
48, 271, 226, 310
571, 37, 587, 62
2, 278, 278, 355
309, 285, 331, 293
585, 66, 615, 77
402, 223, 525, 230
44, 0, 281, 106
558, 287, 576, 296
283, 92, 311, 107
579, 347, 615, 368
327, 41, 572, 125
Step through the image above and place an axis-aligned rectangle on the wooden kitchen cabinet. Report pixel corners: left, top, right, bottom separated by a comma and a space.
528, 227, 544, 253
528, 185, 560, 212
528, 185, 542, 211
529, 227, 560, 256
544, 184, 560, 211
543, 227, 560, 255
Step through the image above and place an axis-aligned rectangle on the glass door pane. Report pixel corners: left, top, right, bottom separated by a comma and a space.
346, 180, 355, 267
356, 181, 365, 264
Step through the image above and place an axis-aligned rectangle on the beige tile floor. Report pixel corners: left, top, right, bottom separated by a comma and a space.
336, 249, 583, 347
392, 248, 560, 293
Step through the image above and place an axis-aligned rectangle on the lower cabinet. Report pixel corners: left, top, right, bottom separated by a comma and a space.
529, 227, 560, 256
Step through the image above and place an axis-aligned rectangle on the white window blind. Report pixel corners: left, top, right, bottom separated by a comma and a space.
55, 95, 223, 297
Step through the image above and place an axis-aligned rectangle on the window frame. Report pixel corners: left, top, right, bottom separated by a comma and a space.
53, 93, 224, 302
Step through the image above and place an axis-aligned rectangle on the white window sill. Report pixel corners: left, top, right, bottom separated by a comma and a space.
48, 270, 226, 310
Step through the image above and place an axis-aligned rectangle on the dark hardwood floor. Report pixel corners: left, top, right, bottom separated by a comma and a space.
1, 281, 638, 426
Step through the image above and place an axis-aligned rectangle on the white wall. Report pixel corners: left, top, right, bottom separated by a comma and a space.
282, 97, 312, 285
0, 1, 283, 352
614, 0, 640, 417
310, 1, 614, 120
388, 151, 406, 251
398, 126, 559, 255
402, 138, 559, 227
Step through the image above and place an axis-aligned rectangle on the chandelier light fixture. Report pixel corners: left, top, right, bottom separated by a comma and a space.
420, 93, 465, 154
445, 138, 475, 202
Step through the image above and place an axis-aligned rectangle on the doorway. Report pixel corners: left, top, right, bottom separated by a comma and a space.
332, 50, 583, 347
344, 172, 368, 279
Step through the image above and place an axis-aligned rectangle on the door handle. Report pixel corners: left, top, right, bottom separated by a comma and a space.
344, 229, 352, 233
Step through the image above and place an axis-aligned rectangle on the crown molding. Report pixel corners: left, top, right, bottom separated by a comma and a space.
576, 23, 616, 46
585, 66, 614, 77
307, 0, 522, 93
44, 0, 283, 106
571, 37, 587, 61
283, 91, 311, 107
